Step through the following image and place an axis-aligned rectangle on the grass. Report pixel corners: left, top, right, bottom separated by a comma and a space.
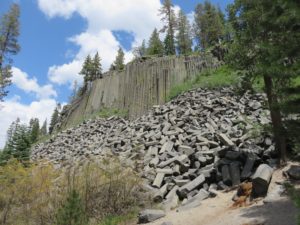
98, 211, 137, 225
97, 107, 129, 119
167, 65, 239, 100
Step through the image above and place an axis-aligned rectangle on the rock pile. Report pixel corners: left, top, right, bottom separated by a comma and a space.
32, 87, 277, 210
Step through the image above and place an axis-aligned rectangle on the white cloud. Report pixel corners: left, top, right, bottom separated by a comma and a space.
11, 67, 57, 99
0, 98, 58, 148
38, 0, 165, 86
48, 59, 83, 86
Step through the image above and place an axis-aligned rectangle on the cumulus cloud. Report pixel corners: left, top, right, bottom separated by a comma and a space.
11, 67, 57, 99
0, 97, 58, 148
38, 0, 165, 86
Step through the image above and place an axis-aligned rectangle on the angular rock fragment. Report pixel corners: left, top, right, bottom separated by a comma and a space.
138, 209, 165, 223
153, 173, 165, 188
177, 174, 205, 199
252, 164, 273, 197
218, 133, 235, 147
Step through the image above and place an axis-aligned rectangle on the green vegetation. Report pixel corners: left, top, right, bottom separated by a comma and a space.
97, 107, 129, 119
227, 0, 300, 163
167, 66, 239, 100
285, 183, 300, 225
0, 159, 142, 225
56, 190, 88, 225
110, 47, 125, 71
0, 3, 20, 101
98, 211, 137, 225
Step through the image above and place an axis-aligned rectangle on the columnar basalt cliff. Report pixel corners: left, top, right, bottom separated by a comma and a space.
60, 55, 219, 128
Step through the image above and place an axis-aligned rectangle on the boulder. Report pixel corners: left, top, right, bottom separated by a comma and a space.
252, 164, 273, 197
287, 165, 300, 180
138, 209, 166, 223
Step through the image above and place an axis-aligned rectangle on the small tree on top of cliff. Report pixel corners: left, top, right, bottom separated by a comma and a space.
194, 1, 224, 50
49, 104, 61, 135
159, 0, 176, 55
176, 10, 193, 55
91, 52, 102, 79
133, 40, 147, 58
80, 55, 93, 85
147, 28, 164, 56
110, 47, 125, 71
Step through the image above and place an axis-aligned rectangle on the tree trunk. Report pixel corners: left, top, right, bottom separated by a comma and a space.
263, 75, 287, 164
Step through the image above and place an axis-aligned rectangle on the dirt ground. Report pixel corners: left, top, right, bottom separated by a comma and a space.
145, 163, 299, 225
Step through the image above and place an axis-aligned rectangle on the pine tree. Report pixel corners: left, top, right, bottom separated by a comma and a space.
111, 47, 125, 71
29, 118, 39, 143
79, 55, 93, 85
49, 105, 60, 134
0, 3, 20, 101
194, 1, 224, 50
2, 118, 31, 164
227, 0, 300, 163
176, 10, 193, 55
159, 0, 176, 55
56, 190, 88, 225
133, 40, 147, 58
147, 29, 164, 56
92, 52, 102, 79
40, 119, 48, 136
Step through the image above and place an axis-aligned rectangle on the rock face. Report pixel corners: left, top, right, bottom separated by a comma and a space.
59, 55, 219, 128
32, 87, 276, 209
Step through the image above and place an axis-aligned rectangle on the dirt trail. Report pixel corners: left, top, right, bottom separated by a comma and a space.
146, 165, 298, 225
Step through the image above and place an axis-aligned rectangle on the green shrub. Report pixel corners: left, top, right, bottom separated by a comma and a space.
56, 190, 88, 225
167, 65, 239, 100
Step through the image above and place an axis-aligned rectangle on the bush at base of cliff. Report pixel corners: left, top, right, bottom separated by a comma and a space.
0, 158, 143, 225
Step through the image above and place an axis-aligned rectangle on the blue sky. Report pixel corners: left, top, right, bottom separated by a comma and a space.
0, 0, 232, 147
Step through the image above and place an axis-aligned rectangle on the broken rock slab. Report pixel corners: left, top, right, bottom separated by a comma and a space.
177, 174, 205, 199
252, 164, 273, 197
138, 209, 166, 223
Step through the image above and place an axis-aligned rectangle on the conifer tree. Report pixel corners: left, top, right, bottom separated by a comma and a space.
194, 1, 224, 49
133, 40, 147, 58
147, 29, 164, 56
56, 190, 88, 225
111, 47, 125, 71
92, 52, 102, 79
176, 10, 193, 55
79, 55, 93, 85
40, 119, 48, 136
159, 0, 176, 55
227, 0, 300, 163
2, 118, 31, 164
0, 3, 20, 101
49, 105, 60, 134
29, 118, 40, 143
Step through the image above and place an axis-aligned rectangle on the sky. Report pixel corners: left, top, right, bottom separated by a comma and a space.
0, 0, 232, 148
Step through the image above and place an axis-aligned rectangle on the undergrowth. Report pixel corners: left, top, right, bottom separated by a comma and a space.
167, 65, 239, 100
0, 158, 143, 225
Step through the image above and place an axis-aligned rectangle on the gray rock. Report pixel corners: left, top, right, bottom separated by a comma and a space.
252, 164, 273, 197
241, 155, 256, 180
287, 165, 300, 180
177, 174, 205, 198
138, 209, 165, 223
218, 133, 235, 147
153, 173, 165, 188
